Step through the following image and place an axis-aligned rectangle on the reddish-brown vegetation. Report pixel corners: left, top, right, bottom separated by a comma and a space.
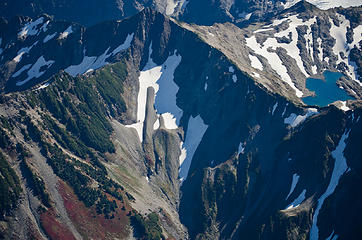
57, 180, 131, 239
40, 208, 76, 240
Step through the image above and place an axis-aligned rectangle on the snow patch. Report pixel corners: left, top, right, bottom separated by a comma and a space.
284, 108, 318, 127
153, 118, 160, 130
58, 26, 73, 40
252, 72, 260, 78
232, 74, 237, 83
65, 34, 133, 76
317, 38, 323, 61
204, 82, 208, 91
161, 113, 178, 129
179, 115, 208, 181
111, 33, 134, 55
18, 17, 44, 38
126, 44, 182, 141
272, 102, 278, 115
254, 28, 274, 33
246, 35, 303, 97
16, 56, 54, 86
249, 54, 263, 71
237, 142, 245, 155
43, 32, 57, 43
228, 66, 235, 73
286, 189, 306, 209
179, 142, 187, 166
286, 173, 300, 199
310, 131, 350, 240
12, 64, 31, 78
154, 51, 183, 129
326, 231, 338, 240
36, 82, 50, 90
330, 16, 361, 85
283, 0, 362, 10
40, 20, 50, 32
239, 11, 252, 20
12, 41, 38, 63
339, 101, 350, 111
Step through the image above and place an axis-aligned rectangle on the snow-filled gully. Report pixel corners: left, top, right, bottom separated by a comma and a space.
125, 44, 208, 181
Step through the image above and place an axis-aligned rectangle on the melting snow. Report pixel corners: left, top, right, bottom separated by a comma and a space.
249, 54, 263, 71
239, 11, 252, 20
65, 33, 134, 76
179, 142, 187, 167
18, 17, 44, 38
286, 189, 306, 209
12, 64, 31, 78
330, 15, 361, 85
43, 32, 57, 43
126, 44, 182, 141
317, 38, 323, 61
36, 82, 50, 90
252, 72, 260, 78
16, 56, 54, 86
154, 50, 183, 129
339, 101, 350, 111
284, 108, 318, 127
273, 15, 316, 77
165, 0, 178, 15
153, 118, 160, 130
310, 131, 350, 240
237, 142, 245, 155
232, 74, 237, 83
286, 173, 300, 199
179, 115, 208, 181
161, 112, 179, 129
326, 231, 338, 240
13, 41, 38, 63
272, 102, 278, 115
254, 28, 274, 33
283, 0, 362, 9
40, 20, 50, 32
58, 26, 73, 40
111, 33, 134, 55
246, 35, 303, 97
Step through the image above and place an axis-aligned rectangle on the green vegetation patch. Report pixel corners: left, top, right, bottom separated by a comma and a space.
0, 152, 22, 219
131, 212, 165, 240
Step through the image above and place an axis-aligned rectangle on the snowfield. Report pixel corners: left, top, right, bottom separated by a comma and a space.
246, 34, 304, 97
16, 56, 54, 86
284, 108, 318, 127
18, 17, 44, 39
58, 26, 73, 40
285, 189, 306, 210
282, 0, 362, 10
65, 33, 134, 76
249, 54, 263, 71
286, 173, 300, 199
43, 32, 57, 43
310, 131, 350, 240
179, 115, 208, 181
126, 44, 182, 141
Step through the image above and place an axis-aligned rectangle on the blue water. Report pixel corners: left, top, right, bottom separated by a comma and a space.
302, 71, 354, 107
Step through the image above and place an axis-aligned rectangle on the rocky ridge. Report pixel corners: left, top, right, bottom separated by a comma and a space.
0, 4, 361, 240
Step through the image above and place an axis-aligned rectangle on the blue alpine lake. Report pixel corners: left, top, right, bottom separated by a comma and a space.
302, 71, 354, 107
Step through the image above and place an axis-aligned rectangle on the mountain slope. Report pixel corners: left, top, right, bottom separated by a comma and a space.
0, 6, 361, 240
182, 2, 362, 102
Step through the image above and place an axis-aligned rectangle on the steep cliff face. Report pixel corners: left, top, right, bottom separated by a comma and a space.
0, 6, 361, 240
